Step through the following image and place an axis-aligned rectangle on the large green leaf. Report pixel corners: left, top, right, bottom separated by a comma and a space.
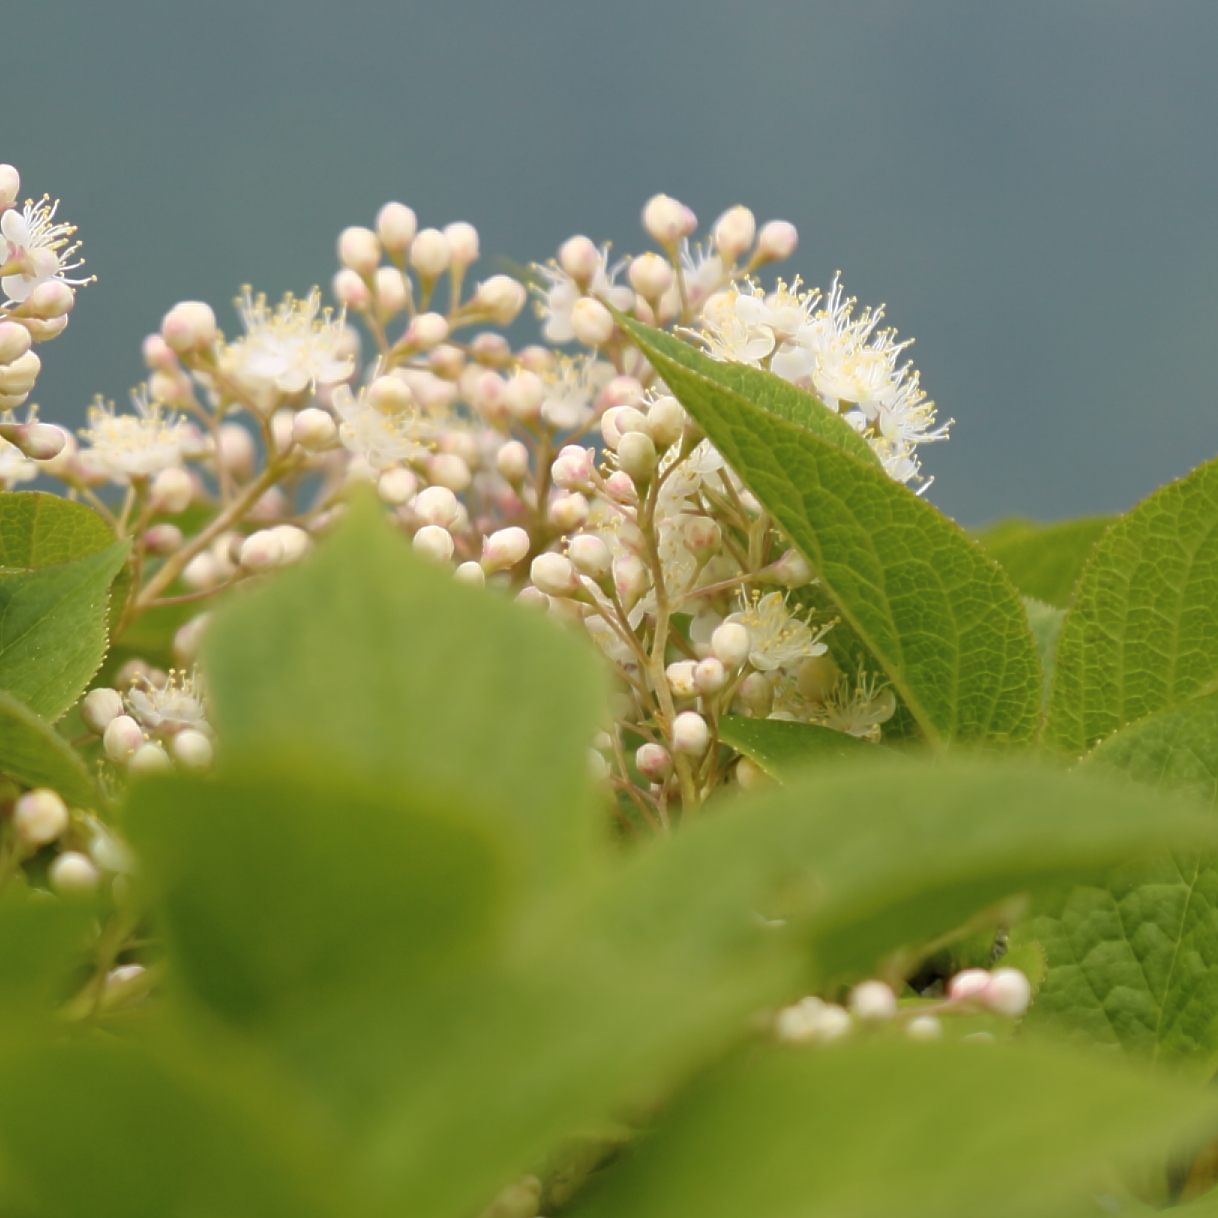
0, 539, 130, 721
0, 689, 98, 806
202, 494, 605, 899
975, 515, 1113, 607
0, 490, 115, 570
1046, 459, 1218, 755
0, 889, 95, 1030
619, 315, 1040, 750
717, 713, 880, 780
568, 1042, 1218, 1218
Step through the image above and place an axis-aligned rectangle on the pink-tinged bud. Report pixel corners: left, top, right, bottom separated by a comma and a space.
269, 524, 311, 564
616, 431, 657, 483
374, 266, 410, 316
292, 407, 338, 451
599, 375, 644, 412
471, 331, 512, 365
711, 622, 752, 670
635, 743, 673, 782
983, 968, 1032, 1018
406, 311, 449, 350
570, 296, 614, 347
907, 1014, 943, 1041
427, 452, 472, 493
444, 221, 480, 267
613, 554, 649, 609
0, 164, 19, 208
601, 405, 647, 450
269, 409, 295, 452
558, 235, 601, 282
672, 710, 710, 756
415, 485, 460, 528
568, 533, 612, 580
642, 194, 688, 245
530, 552, 580, 597
694, 657, 727, 695
765, 548, 814, 587
81, 687, 124, 735
367, 375, 415, 414
483, 526, 530, 571
0, 421, 66, 461
548, 492, 589, 533
474, 275, 527, 324
516, 586, 549, 610
551, 445, 597, 492
428, 343, 465, 380
217, 423, 255, 480
647, 399, 686, 453
628, 252, 674, 299
605, 471, 637, 504
173, 614, 211, 666
948, 968, 991, 1002
738, 672, 773, 718
181, 552, 220, 592
21, 280, 75, 321
239, 530, 284, 572
142, 333, 177, 371
377, 467, 417, 506
849, 980, 897, 1021
683, 515, 722, 560
143, 523, 183, 555
24, 316, 69, 343
756, 219, 799, 263
161, 301, 217, 354
454, 560, 485, 587
410, 228, 451, 278
467, 369, 506, 422
49, 851, 101, 896
666, 661, 699, 699
712, 205, 757, 261
130, 742, 173, 775
376, 201, 417, 253
496, 440, 529, 482
103, 715, 144, 763
172, 728, 214, 771
413, 524, 455, 563
338, 225, 382, 276
148, 466, 192, 515
332, 267, 372, 311
518, 345, 553, 374
0, 350, 40, 394
0, 321, 31, 365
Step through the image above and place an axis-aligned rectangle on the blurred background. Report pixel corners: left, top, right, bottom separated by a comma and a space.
5, 0, 1215, 525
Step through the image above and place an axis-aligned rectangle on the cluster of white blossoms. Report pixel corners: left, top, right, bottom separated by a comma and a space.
7, 169, 951, 828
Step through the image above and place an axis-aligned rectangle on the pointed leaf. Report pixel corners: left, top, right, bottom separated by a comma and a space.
718, 713, 880, 780
0, 490, 116, 570
975, 515, 1113, 607
0, 689, 98, 806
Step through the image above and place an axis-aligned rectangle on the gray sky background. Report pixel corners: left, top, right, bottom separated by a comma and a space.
6, 0, 1215, 525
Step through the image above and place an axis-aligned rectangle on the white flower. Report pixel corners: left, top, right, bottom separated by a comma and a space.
0, 439, 36, 487
221, 288, 353, 403
332, 382, 430, 470
814, 670, 896, 741
125, 669, 210, 737
531, 246, 632, 344
659, 240, 728, 321
725, 590, 830, 672
0, 196, 88, 304
539, 355, 613, 432
79, 387, 191, 483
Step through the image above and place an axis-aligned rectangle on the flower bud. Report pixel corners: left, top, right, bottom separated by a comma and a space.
13, 788, 69, 847
558, 235, 601, 282
642, 194, 690, 245
81, 687, 124, 735
671, 710, 710, 756
665, 661, 698, 699
646, 395, 686, 449
21, 280, 75, 321
738, 672, 773, 717
410, 228, 451, 279
0, 350, 40, 394
0, 321, 31, 365
24, 316, 69, 343
374, 266, 410, 316
269, 524, 311, 564
415, 485, 460, 528
217, 423, 255, 480
100, 964, 148, 1012
444, 221, 480, 267
906, 1014, 943, 1041
568, 533, 612, 580
796, 654, 841, 703
694, 657, 727, 694
181, 552, 220, 592
376, 201, 417, 253
766, 548, 814, 587
332, 267, 372, 311
948, 968, 991, 1002
474, 275, 527, 324
756, 219, 799, 263
548, 492, 589, 533
455, 560, 485, 587
427, 452, 472, 493
628, 252, 674, 299
849, 979, 897, 1021
551, 445, 597, 492
103, 714, 144, 762
376, 467, 417, 506
711, 622, 752, 670
601, 405, 647, 450
148, 466, 192, 516
406, 312, 449, 350
413, 524, 455, 563
605, 471, 638, 504
736, 757, 768, 790
172, 728, 214, 771
0, 164, 19, 208
984, 967, 1032, 1018
367, 375, 415, 415
293, 406, 338, 450
635, 743, 672, 783
569, 296, 614, 348
613, 554, 649, 609
49, 851, 101, 896
161, 301, 217, 354
483, 526, 530, 571
615, 432, 657, 483
239, 529, 284, 572
173, 614, 212, 666
683, 515, 721, 560
496, 440, 529, 482
530, 552, 580, 597
338, 225, 381, 276
712, 205, 757, 261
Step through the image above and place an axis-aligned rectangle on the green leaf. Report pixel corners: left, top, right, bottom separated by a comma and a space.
0, 889, 94, 1029
1026, 596, 1067, 708
619, 314, 1040, 750
568, 1042, 1218, 1218
0, 689, 98, 806
718, 713, 880, 780
0, 490, 116, 570
202, 494, 605, 898
0, 539, 130, 721
1046, 459, 1218, 755
974, 515, 1113, 607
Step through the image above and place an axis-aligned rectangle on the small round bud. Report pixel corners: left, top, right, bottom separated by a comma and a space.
142, 521, 183, 552
13, 788, 69, 847
410, 228, 451, 278
551, 445, 597, 492
377, 467, 417, 506
738, 672, 774, 718
616, 431, 657, 483
613, 554, 649, 608
142, 333, 177, 371
984, 967, 1032, 1018
181, 552, 220, 592
444, 221, 480, 267
906, 1014, 944, 1042
415, 485, 460, 528
172, 729, 214, 771
24, 316, 69, 343
568, 533, 612, 580
694, 657, 727, 695
103, 715, 144, 763
376, 201, 417, 253
516, 586, 549, 610
474, 275, 527, 324
628, 252, 674, 299
672, 710, 710, 756
0, 164, 19, 208
454, 561, 485, 588
367, 376, 415, 415
558, 236, 601, 281
292, 407, 338, 450
374, 266, 410, 316
22, 280, 75, 321
600, 405, 647, 450
646, 395, 686, 449
149, 467, 192, 516
483, 526, 530, 571
269, 524, 311, 564
332, 267, 372, 311
948, 968, 992, 1002
766, 548, 814, 587
530, 552, 580, 597
814, 1003, 853, 1042
570, 297, 615, 347
496, 440, 530, 482
0, 321, 32, 365
666, 660, 699, 699
849, 980, 898, 1022
413, 524, 455, 564
736, 757, 769, 790
0, 350, 40, 394
173, 614, 212, 666
756, 219, 799, 263
635, 743, 673, 783
587, 749, 610, 783
338, 225, 381, 276
712, 205, 757, 261
427, 452, 472, 493
161, 301, 217, 354
642, 194, 691, 245
216, 423, 255, 480
49, 851, 101, 896
81, 687, 124, 735
797, 654, 842, 703
239, 530, 284, 572
711, 622, 752, 670
548, 492, 589, 533
683, 515, 722, 560
406, 311, 449, 350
